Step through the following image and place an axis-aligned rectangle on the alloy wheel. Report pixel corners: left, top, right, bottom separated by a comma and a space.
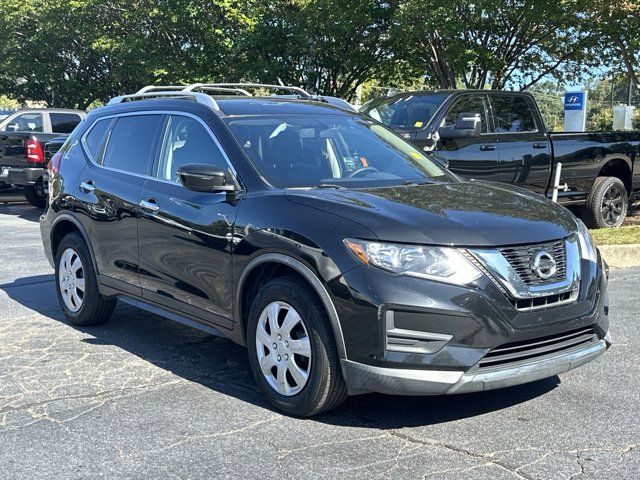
255, 301, 312, 396
58, 248, 85, 312
601, 183, 625, 226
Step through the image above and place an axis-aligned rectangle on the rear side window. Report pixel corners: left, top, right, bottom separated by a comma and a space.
83, 119, 112, 160
102, 115, 164, 175
491, 96, 537, 133
51, 113, 82, 134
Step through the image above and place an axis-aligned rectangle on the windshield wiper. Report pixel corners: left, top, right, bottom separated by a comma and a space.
402, 180, 431, 186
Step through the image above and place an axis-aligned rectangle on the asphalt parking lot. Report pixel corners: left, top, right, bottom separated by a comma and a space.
0, 191, 638, 480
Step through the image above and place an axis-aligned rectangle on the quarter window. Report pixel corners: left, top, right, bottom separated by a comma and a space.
442, 96, 489, 133
51, 113, 82, 134
491, 96, 537, 133
102, 115, 164, 175
156, 115, 228, 182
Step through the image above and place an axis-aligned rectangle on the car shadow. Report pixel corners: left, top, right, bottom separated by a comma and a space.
0, 194, 42, 222
0, 274, 560, 427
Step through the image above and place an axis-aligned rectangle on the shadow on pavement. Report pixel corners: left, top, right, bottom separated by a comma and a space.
0, 274, 559, 427
0, 196, 42, 223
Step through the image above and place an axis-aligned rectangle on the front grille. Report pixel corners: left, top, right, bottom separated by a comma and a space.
510, 289, 578, 311
44, 143, 62, 163
478, 326, 597, 370
500, 239, 566, 286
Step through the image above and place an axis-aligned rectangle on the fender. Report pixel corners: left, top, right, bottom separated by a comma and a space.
50, 213, 100, 276
235, 252, 348, 360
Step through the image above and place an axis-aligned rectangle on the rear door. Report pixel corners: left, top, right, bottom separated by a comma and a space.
137, 113, 239, 328
490, 93, 552, 193
432, 93, 501, 180
75, 113, 165, 295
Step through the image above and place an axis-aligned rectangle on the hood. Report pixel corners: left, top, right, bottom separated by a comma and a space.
285, 181, 578, 247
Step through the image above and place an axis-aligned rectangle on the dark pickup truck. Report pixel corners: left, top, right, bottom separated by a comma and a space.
0, 108, 85, 207
361, 90, 640, 228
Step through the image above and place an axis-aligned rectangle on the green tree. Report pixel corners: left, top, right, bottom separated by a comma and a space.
390, 0, 597, 90
241, 0, 397, 101
0, 0, 252, 108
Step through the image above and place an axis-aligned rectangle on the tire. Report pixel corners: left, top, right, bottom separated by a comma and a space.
247, 276, 347, 416
582, 176, 628, 229
24, 178, 46, 209
54, 232, 116, 326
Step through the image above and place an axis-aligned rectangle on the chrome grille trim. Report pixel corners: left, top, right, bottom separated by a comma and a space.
477, 326, 597, 370
500, 239, 566, 285
467, 235, 580, 301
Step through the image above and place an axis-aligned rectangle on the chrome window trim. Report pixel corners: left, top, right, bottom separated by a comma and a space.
468, 235, 581, 299
80, 110, 242, 189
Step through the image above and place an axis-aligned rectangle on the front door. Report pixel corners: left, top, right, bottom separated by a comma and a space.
432, 94, 501, 180
138, 113, 239, 329
489, 94, 552, 193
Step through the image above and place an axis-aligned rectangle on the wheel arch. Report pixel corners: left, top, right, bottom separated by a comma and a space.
50, 215, 99, 274
598, 157, 632, 193
236, 253, 347, 360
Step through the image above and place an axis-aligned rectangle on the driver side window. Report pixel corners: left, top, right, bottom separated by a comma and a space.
5, 113, 44, 132
442, 96, 489, 134
156, 115, 228, 182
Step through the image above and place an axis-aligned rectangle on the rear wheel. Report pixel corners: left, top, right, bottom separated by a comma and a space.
583, 176, 628, 228
24, 177, 46, 209
55, 232, 116, 326
247, 276, 347, 416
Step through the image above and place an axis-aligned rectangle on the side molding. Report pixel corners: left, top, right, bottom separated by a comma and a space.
236, 253, 348, 360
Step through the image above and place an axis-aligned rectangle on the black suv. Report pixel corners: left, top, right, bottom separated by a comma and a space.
40, 85, 611, 416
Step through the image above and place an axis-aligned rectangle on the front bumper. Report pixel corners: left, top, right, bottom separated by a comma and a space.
342, 333, 611, 395
0, 166, 45, 186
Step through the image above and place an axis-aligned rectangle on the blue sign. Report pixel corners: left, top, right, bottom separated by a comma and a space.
564, 92, 585, 111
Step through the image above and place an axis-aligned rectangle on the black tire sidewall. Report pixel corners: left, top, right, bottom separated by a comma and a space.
587, 177, 628, 228
247, 277, 338, 417
24, 180, 46, 209
54, 232, 104, 324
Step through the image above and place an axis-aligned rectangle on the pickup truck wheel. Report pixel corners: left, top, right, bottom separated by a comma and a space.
247, 276, 347, 417
24, 178, 46, 209
55, 232, 116, 326
583, 176, 628, 228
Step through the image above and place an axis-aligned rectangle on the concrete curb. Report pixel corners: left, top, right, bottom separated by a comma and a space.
598, 244, 640, 268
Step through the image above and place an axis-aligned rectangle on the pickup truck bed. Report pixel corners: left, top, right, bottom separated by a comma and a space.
361, 90, 640, 228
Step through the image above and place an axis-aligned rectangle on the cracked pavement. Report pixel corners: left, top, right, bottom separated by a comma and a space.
0, 196, 638, 479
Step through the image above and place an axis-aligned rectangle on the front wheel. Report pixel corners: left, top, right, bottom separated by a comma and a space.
247, 276, 347, 416
583, 176, 628, 229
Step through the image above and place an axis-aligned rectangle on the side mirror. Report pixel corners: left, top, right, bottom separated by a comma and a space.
438, 112, 482, 140
177, 163, 235, 193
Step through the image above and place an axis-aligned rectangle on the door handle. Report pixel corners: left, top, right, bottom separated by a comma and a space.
479, 144, 496, 151
79, 180, 95, 193
140, 198, 160, 213
532, 143, 547, 149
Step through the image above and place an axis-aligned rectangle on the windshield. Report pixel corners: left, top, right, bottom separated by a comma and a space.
360, 93, 448, 130
224, 114, 454, 188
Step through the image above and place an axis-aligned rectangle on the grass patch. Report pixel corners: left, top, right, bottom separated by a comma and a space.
590, 225, 640, 246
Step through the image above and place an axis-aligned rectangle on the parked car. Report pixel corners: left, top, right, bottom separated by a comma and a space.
40, 84, 611, 416
360, 90, 640, 228
0, 108, 86, 207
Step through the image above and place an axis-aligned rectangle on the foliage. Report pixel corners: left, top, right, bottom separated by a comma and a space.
0, 95, 19, 109
390, 0, 598, 90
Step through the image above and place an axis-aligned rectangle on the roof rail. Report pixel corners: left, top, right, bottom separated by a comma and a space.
185, 84, 252, 96
107, 91, 219, 110
136, 85, 190, 93
183, 82, 312, 99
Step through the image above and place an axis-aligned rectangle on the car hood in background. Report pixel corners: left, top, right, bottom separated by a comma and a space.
285, 181, 577, 247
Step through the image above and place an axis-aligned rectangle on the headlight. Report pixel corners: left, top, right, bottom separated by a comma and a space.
344, 238, 481, 285
576, 219, 598, 262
